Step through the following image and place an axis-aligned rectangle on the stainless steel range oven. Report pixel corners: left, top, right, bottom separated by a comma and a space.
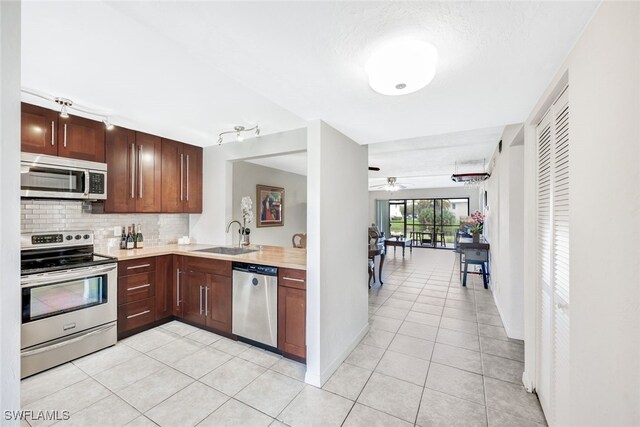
20, 231, 117, 378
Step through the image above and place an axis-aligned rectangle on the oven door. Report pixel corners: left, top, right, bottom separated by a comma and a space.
21, 263, 117, 349
20, 161, 90, 199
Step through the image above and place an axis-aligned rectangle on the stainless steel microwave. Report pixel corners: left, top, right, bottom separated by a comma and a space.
21, 153, 107, 200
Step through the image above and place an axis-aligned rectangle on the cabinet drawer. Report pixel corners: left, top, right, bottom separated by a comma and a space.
185, 256, 231, 277
118, 272, 155, 305
118, 298, 156, 333
279, 268, 306, 290
119, 257, 156, 277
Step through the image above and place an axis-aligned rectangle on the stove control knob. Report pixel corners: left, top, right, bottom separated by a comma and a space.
65, 235, 73, 241
75, 234, 81, 240
83, 234, 90, 240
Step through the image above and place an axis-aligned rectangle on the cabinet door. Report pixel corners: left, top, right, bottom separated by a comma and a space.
206, 274, 232, 334
183, 143, 203, 213
105, 127, 136, 213
161, 138, 184, 213
181, 270, 208, 326
58, 114, 105, 162
135, 132, 162, 212
155, 255, 174, 321
278, 286, 306, 360
21, 103, 58, 156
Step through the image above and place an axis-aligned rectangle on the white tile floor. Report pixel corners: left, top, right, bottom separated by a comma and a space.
21, 249, 546, 426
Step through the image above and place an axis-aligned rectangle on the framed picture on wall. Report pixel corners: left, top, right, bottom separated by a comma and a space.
256, 185, 285, 227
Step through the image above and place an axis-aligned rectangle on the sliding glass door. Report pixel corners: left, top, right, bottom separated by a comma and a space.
388, 197, 469, 249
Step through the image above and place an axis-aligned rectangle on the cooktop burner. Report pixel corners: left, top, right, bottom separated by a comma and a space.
20, 231, 116, 276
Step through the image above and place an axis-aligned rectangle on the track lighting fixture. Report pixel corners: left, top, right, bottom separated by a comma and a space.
23, 88, 115, 130
217, 124, 260, 146
54, 97, 72, 119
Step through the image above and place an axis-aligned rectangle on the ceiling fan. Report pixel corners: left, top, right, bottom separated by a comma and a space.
368, 166, 380, 171
369, 177, 409, 192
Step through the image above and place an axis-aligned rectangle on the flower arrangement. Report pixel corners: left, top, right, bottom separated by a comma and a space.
469, 210, 485, 234
240, 196, 254, 231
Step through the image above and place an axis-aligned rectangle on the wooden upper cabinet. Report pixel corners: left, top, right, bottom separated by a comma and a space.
21, 102, 106, 162
105, 127, 136, 213
135, 132, 162, 212
58, 114, 105, 163
183, 143, 203, 213
21, 103, 58, 156
105, 129, 162, 213
161, 138, 202, 213
161, 138, 183, 213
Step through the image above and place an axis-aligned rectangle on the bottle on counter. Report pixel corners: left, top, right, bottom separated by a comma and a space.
126, 226, 135, 250
120, 226, 127, 250
135, 224, 144, 249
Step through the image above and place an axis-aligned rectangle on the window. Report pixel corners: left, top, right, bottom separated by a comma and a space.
388, 198, 469, 249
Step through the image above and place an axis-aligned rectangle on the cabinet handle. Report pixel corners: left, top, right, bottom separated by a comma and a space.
51, 121, 55, 146
138, 145, 143, 199
283, 276, 305, 283
186, 154, 190, 201
63, 123, 67, 147
204, 285, 208, 316
126, 263, 150, 270
176, 269, 181, 306
199, 285, 203, 315
180, 154, 184, 201
126, 283, 150, 292
127, 310, 150, 319
130, 143, 135, 199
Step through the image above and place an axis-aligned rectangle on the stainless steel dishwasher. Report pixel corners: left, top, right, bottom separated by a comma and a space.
232, 262, 278, 348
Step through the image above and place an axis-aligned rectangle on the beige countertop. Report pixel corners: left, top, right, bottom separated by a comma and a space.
102, 243, 307, 270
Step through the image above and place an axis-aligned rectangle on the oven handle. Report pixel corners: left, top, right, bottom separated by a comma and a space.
21, 264, 117, 287
21, 322, 116, 357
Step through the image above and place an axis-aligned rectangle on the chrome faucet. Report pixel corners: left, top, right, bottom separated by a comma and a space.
226, 220, 243, 248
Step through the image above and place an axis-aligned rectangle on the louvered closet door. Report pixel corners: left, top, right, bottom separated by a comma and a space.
552, 88, 570, 427
536, 86, 570, 426
536, 109, 554, 419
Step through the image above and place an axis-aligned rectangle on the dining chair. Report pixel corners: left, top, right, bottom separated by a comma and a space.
292, 233, 307, 249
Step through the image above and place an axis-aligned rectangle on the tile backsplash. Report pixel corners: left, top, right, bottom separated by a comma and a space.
21, 200, 189, 253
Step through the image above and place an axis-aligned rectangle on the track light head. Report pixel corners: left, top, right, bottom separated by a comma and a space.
103, 119, 114, 130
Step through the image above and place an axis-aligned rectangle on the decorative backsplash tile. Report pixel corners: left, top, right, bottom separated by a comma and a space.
21, 200, 189, 253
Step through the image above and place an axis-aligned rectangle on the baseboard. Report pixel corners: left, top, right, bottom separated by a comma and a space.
491, 290, 525, 341
304, 321, 369, 387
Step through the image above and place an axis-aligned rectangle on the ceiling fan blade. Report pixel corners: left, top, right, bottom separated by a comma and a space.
368, 166, 380, 171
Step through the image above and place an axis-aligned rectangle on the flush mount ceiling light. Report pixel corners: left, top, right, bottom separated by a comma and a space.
366, 39, 438, 96
217, 124, 260, 146
23, 88, 115, 130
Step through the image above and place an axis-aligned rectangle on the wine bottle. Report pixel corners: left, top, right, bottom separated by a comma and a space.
120, 226, 127, 250
126, 226, 134, 250
135, 224, 144, 249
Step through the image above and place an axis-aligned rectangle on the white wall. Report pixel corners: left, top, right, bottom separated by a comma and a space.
368, 186, 480, 225
483, 124, 525, 340
306, 120, 369, 386
231, 161, 307, 247
523, 2, 640, 425
189, 127, 307, 245
0, 0, 21, 419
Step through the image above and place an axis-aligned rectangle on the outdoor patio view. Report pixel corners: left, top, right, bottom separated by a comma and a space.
389, 198, 469, 249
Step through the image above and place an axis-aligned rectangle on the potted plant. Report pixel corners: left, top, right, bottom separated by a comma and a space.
469, 210, 485, 243
240, 196, 254, 246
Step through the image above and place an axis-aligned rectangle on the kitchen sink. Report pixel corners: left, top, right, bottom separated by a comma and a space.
193, 247, 257, 256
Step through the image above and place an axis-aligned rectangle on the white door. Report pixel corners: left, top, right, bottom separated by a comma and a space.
536, 86, 570, 426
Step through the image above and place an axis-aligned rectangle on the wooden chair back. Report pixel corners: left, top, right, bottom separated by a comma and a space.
292, 233, 307, 249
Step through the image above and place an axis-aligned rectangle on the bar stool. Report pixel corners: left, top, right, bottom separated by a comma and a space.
462, 248, 489, 289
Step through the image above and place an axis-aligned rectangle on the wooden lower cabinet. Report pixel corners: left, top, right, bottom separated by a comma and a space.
278, 268, 307, 361
117, 256, 172, 338
176, 256, 233, 335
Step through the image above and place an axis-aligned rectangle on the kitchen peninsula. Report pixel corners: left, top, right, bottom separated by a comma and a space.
110, 244, 307, 362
